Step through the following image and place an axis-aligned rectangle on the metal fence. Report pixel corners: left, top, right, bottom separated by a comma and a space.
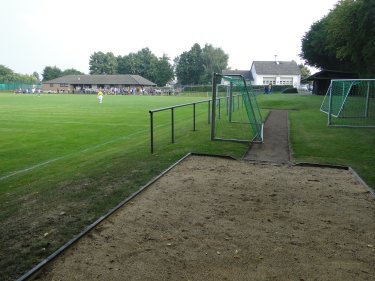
149, 95, 242, 153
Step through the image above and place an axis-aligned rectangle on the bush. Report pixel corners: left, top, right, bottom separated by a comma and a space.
282, 87, 298, 94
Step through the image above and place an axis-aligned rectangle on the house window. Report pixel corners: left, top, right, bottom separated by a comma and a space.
59, 83, 69, 87
50, 84, 54, 87
263, 77, 276, 85
280, 77, 293, 85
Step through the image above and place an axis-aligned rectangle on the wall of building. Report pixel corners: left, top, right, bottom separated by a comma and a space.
251, 73, 301, 87
42, 83, 72, 93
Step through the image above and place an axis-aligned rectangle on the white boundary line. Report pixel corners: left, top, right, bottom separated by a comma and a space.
0, 125, 164, 181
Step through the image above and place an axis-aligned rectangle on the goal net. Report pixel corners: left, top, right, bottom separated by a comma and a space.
211, 73, 263, 143
320, 79, 375, 127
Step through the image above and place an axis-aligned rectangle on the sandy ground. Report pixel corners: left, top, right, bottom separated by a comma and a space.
33, 155, 375, 281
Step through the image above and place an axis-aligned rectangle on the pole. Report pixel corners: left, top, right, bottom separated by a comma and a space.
208, 100, 211, 124
150, 111, 154, 154
365, 81, 370, 118
193, 103, 196, 131
171, 108, 174, 143
211, 73, 217, 140
328, 82, 333, 126
218, 98, 221, 119
229, 82, 233, 122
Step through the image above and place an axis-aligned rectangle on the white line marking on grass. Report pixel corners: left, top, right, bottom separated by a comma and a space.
0, 157, 65, 181
0, 125, 164, 181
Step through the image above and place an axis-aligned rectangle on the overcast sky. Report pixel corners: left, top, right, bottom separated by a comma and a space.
0, 0, 338, 76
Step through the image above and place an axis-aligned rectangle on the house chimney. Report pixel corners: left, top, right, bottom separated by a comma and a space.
274, 55, 279, 64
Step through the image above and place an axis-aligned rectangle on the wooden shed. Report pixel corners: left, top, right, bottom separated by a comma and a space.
303, 70, 358, 95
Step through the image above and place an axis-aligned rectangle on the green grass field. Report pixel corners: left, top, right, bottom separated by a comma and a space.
0, 92, 374, 280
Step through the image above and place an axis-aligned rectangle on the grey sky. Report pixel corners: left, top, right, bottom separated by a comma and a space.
0, 0, 338, 75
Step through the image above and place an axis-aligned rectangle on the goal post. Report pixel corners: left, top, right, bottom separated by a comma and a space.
211, 73, 264, 143
321, 79, 375, 128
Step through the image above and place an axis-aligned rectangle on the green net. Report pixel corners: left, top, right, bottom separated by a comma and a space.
321, 79, 375, 127
0, 83, 41, 91
212, 75, 263, 142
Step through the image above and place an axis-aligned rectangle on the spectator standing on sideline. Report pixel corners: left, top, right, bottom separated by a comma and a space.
97, 89, 103, 104
268, 83, 272, 94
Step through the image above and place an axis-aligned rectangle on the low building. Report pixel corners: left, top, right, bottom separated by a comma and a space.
222, 61, 301, 87
303, 69, 358, 95
250, 61, 301, 87
221, 70, 253, 82
43, 74, 156, 93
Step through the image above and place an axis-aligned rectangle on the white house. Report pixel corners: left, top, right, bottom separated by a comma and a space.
250, 61, 301, 87
222, 60, 301, 87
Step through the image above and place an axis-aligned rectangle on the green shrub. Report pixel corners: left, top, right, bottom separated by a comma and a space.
282, 87, 298, 94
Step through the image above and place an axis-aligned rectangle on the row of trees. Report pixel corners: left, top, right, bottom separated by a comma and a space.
88, 43, 229, 86
0, 65, 39, 84
89, 48, 174, 86
175, 43, 229, 85
35, 43, 228, 86
42, 67, 84, 82
301, 0, 375, 76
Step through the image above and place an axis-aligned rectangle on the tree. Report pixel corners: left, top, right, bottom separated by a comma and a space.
42, 66, 62, 81
0, 65, 13, 77
325, 0, 375, 76
62, 68, 84, 76
0, 65, 38, 84
154, 55, 174, 86
201, 44, 229, 84
117, 53, 138, 74
300, 15, 343, 71
298, 64, 311, 81
301, 0, 375, 76
117, 49, 174, 86
175, 43, 204, 85
89, 51, 118, 74
135, 48, 159, 82
32, 71, 40, 83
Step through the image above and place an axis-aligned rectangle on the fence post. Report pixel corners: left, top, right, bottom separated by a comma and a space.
229, 82, 233, 122
150, 111, 154, 154
171, 108, 174, 143
211, 74, 217, 140
365, 82, 370, 118
193, 103, 196, 131
218, 98, 221, 119
208, 100, 211, 124
328, 82, 333, 126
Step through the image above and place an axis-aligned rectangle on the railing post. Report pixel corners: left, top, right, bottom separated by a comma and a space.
150, 111, 154, 154
328, 82, 333, 126
171, 108, 174, 143
208, 100, 211, 124
218, 98, 221, 119
193, 103, 196, 131
211, 73, 218, 141
229, 82, 233, 122
365, 81, 370, 118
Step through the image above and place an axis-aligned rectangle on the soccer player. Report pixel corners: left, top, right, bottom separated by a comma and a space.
97, 89, 103, 104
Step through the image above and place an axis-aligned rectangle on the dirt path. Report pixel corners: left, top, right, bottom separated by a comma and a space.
30, 111, 375, 281
244, 110, 290, 163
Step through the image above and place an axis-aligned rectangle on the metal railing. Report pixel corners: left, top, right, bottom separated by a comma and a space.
149, 95, 242, 153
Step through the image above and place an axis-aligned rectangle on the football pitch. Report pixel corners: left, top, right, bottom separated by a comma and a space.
0, 93, 248, 280
1, 92, 374, 280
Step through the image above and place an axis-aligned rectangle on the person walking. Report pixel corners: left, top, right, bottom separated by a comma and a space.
97, 89, 103, 104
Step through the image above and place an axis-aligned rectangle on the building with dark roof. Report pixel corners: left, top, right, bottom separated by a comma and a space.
302, 69, 358, 95
222, 70, 253, 81
250, 61, 301, 86
42, 74, 156, 93
221, 61, 301, 87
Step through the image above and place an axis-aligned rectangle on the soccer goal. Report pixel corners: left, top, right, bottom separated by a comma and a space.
211, 73, 263, 143
320, 79, 375, 128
